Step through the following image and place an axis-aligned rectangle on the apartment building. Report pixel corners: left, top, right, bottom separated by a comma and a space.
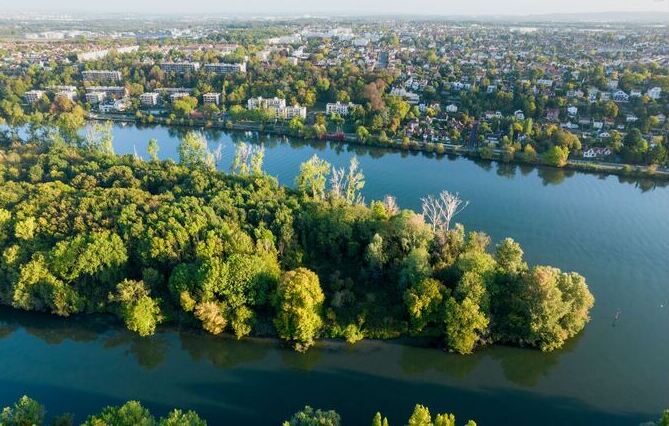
24, 90, 45, 103
82, 70, 122, 82
202, 93, 221, 105
85, 86, 128, 99
140, 92, 160, 106
85, 92, 106, 104
160, 62, 201, 74
203, 62, 247, 74
247, 96, 286, 110
280, 105, 307, 120
53, 86, 78, 101
170, 92, 190, 103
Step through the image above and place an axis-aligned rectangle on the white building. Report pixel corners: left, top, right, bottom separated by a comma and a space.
446, 104, 458, 113
280, 105, 307, 120
140, 92, 160, 106
82, 70, 122, 82
170, 92, 190, 103
99, 99, 129, 113
612, 90, 629, 103
567, 106, 578, 117
77, 46, 139, 62
326, 102, 357, 116
85, 92, 106, 104
514, 110, 525, 120
390, 87, 420, 105
247, 97, 286, 110
24, 90, 45, 103
203, 62, 246, 74
647, 87, 662, 100
160, 62, 200, 74
202, 93, 221, 106
86, 86, 127, 99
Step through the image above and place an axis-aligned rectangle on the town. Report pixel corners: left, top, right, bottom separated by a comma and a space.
1, 16, 668, 170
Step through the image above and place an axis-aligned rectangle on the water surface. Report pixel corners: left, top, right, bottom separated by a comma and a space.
1, 124, 668, 425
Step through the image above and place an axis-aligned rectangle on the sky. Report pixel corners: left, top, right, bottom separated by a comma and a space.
5, 0, 669, 15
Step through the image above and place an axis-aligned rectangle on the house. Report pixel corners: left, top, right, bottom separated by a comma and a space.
630, 90, 642, 98
326, 102, 358, 116
567, 106, 578, 117
514, 110, 525, 120
487, 85, 497, 94
446, 104, 458, 113
626, 114, 638, 123
647, 87, 662, 100
99, 99, 128, 113
583, 147, 612, 159
484, 111, 502, 120
546, 108, 560, 122
612, 90, 629, 103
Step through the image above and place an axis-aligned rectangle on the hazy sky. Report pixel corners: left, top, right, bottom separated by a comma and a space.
7, 0, 669, 15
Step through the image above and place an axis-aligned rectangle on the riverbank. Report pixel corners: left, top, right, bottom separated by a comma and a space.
89, 112, 669, 181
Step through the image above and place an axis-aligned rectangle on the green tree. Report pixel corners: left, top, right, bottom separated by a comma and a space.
295, 155, 331, 200
274, 268, 325, 351
541, 145, 569, 167
82, 401, 155, 426
0, 396, 45, 426
283, 406, 340, 426
109, 279, 163, 337
147, 138, 160, 162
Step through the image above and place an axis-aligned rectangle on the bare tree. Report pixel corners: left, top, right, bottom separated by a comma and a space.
421, 190, 469, 231
212, 143, 224, 168
382, 195, 400, 215
329, 166, 346, 200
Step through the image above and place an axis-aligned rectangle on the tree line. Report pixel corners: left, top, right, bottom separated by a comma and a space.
3, 395, 668, 426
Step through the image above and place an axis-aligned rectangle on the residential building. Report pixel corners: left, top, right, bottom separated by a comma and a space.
326, 102, 357, 116
446, 104, 458, 113
24, 90, 45, 103
140, 92, 160, 106
85, 92, 106, 104
202, 93, 221, 105
82, 70, 122, 82
77, 46, 139, 62
281, 105, 307, 120
248, 96, 286, 110
203, 62, 247, 74
613, 90, 629, 103
160, 62, 201, 74
170, 92, 190, 103
647, 87, 662, 100
85, 86, 127, 99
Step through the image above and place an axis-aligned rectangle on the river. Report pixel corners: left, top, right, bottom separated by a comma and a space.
1, 124, 668, 425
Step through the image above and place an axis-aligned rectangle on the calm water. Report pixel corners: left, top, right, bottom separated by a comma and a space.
1, 124, 669, 425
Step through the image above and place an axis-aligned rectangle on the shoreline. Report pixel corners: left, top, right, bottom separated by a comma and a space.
90, 112, 669, 181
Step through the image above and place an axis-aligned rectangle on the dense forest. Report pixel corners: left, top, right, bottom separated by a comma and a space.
0, 128, 594, 354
